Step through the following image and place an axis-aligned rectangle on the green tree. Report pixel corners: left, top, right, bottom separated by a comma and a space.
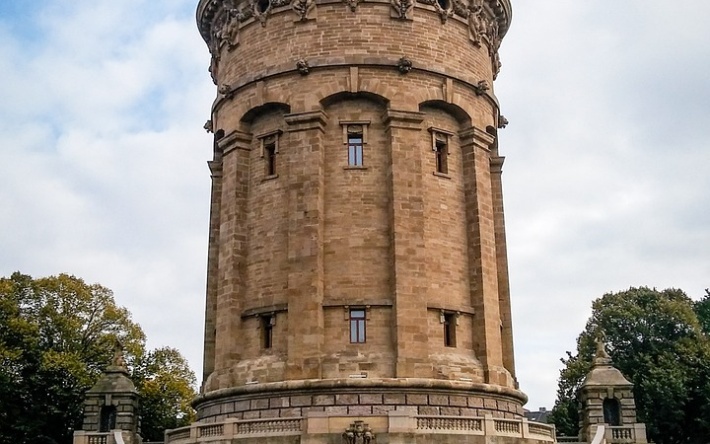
549, 287, 710, 444
695, 289, 710, 335
133, 347, 196, 441
0, 273, 196, 444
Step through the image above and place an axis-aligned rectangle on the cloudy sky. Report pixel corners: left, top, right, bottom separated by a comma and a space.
1, 1, 708, 410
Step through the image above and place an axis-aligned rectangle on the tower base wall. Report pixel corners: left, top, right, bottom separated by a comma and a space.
193, 379, 527, 422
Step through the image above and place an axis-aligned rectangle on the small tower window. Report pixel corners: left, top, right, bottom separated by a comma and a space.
349, 309, 366, 343
258, 130, 282, 179
442, 312, 457, 347
429, 127, 454, 176
341, 120, 370, 168
261, 314, 275, 349
435, 137, 448, 174
265, 141, 276, 176
347, 126, 364, 166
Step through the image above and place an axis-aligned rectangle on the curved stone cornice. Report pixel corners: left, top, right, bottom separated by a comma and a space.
196, 0, 512, 46
193, 377, 528, 408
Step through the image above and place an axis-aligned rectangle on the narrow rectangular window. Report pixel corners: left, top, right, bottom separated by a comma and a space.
443, 313, 456, 347
265, 142, 277, 176
347, 130, 364, 166
262, 315, 274, 349
257, 130, 281, 179
349, 309, 366, 343
435, 139, 448, 174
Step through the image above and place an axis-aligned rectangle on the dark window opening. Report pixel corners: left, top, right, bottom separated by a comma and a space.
443, 313, 456, 347
349, 309, 366, 343
437, 0, 449, 10
603, 398, 621, 426
262, 315, 274, 349
258, 0, 270, 13
99, 406, 117, 432
435, 139, 448, 174
347, 128, 364, 167
265, 142, 276, 176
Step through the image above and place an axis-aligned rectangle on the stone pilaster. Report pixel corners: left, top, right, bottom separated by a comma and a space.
202, 133, 224, 385
213, 129, 252, 387
490, 154, 516, 383
384, 109, 430, 378
460, 127, 506, 386
284, 110, 328, 380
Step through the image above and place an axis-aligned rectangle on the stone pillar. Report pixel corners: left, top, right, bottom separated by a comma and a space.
490, 154, 516, 383
384, 109, 430, 378
202, 132, 224, 386
460, 127, 506, 385
284, 110, 328, 380
212, 129, 252, 388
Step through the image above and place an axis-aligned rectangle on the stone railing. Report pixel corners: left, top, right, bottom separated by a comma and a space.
607, 425, 636, 443
166, 417, 303, 443
73, 431, 120, 444
412, 416, 554, 441
166, 414, 556, 443
87, 435, 108, 444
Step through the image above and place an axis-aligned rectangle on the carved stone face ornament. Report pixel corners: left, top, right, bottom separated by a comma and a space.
342, 421, 375, 444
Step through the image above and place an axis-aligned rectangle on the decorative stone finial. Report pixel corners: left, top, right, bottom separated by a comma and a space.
342, 420, 374, 444
498, 115, 509, 129
111, 338, 126, 368
204, 120, 214, 133
594, 337, 612, 364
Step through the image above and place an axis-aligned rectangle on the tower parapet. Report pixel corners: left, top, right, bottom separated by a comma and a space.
190, 0, 530, 441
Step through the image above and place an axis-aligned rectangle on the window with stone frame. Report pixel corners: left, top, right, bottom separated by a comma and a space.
442, 311, 457, 347
349, 308, 366, 343
258, 130, 282, 178
429, 127, 455, 176
340, 121, 370, 167
261, 314, 275, 349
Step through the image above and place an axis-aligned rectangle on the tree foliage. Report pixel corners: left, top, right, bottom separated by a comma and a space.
133, 347, 196, 441
548, 287, 710, 444
695, 289, 710, 335
0, 273, 196, 444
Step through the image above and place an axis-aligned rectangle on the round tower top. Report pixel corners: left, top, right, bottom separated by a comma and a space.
196, 0, 512, 48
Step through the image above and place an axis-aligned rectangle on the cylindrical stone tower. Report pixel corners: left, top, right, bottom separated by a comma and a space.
187, 0, 549, 442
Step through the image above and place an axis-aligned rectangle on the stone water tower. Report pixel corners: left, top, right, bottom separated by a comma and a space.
174, 0, 555, 442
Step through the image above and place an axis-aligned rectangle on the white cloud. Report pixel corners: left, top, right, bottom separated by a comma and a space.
1, 0, 708, 412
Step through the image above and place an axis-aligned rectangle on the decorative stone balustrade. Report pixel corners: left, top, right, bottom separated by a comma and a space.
165, 413, 556, 443
607, 425, 637, 443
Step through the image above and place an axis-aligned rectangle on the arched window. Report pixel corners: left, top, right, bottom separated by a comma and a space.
99, 405, 117, 432
603, 398, 621, 426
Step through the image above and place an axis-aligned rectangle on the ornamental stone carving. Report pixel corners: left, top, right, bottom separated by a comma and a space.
474, 79, 490, 95
397, 56, 413, 73
498, 115, 509, 129
391, 0, 413, 20
467, 0, 486, 46
224, 9, 241, 50
342, 421, 375, 444
251, 0, 272, 26
291, 0, 315, 21
434, 0, 454, 23
296, 59, 310, 75
343, 0, 359, 12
